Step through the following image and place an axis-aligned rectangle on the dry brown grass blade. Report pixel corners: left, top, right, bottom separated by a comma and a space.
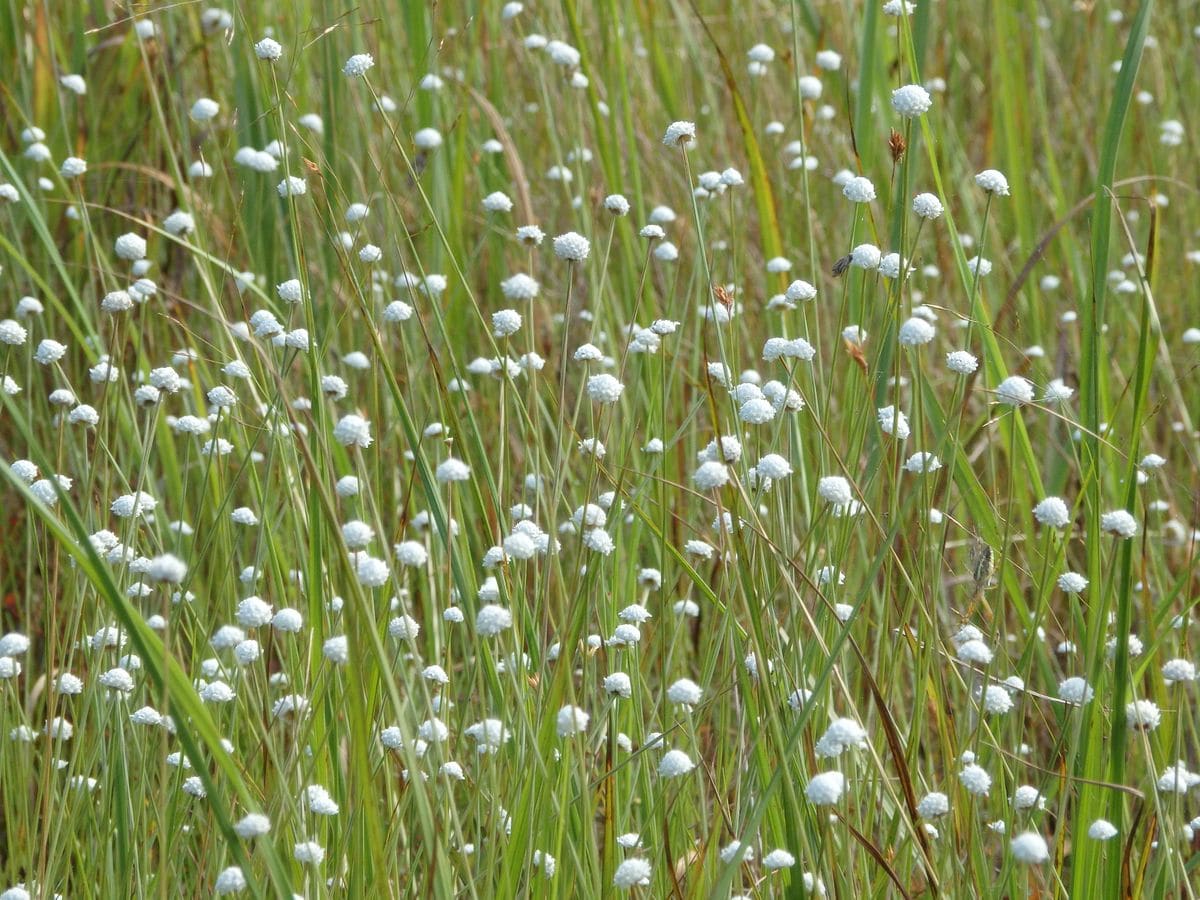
845, 337, 869, 374
849, 639, 941, 896
461, 83, 535, 226
831, 808, 915, 899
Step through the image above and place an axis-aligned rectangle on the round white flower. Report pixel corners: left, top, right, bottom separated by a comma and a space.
1058, 676, 1094, 705
917, 792, 949, 818
1033, 497, 1071, 528
843, 176, 876, 203
662, 120, 696, 148
1088, 819, 1118, 841
476, 604, 512, 636
891, 84, 932, 117
762, 848, 795, 870
587, 373, 624, 404
555, 705, 589, 737
912, 193, 944, 219
254, 37, 282, 60
946, 350, 978, 374
612, 858, 651, 889
343, 53, 375, 77
658, 749, 695, 777
1101, 509, 1138, 538
995, 376, 1034, 406
898, 317, 935, 346
817, 475, 853, 505
1010, 832, 1049, 864
333, 414, 373, 448
975, 169, 1011, 196
189, 98, 219, 122
805, 771, 845, 805
553, 231, 590, 261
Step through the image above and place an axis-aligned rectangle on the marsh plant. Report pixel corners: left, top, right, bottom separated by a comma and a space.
0, 1, 1196, 897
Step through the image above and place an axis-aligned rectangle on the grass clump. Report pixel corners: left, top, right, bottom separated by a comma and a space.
0, 1, 1196, 897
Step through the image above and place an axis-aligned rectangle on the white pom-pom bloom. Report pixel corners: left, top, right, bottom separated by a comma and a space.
662, 121, 696, 148
1056, 571, 1088, 593
1162, 659, 1196, 684
587, 374, 624, 404
762, 849, 795, 870
492, 309, 522, 337
60, 73, 87, 95
877, 405, 910, 439
798, 75, 822, 99
912, 193, 944, 219
959, 763, 992, 796
436, 458, 471, 483
693, 461, 729, 491
762, 337, 816, 361
1125, 699, 1161, 732
739, 398, 776, 424
612, 858, 651, 889
254, 37, 282, 60
982, 685, 1013, 714
946, 350, 978, 374
190, 98, 219, 122
814, 718, 867, 757
553, 231, 591, 261
903, 452, 942, 474
604, 193, 631, 215
898, 317, 935, 346
957, 639, 993, 665
851, 243, 882, 270
975, 169, 1011, 196
501, 273, 539, 301
556, 705, 589, 737
343, 53, 375, 77
658, 749, 695, 777
785, 279, 817, 302
115, 232, 147, 261
234, 813, 271, 839
604, 672, 632, 697
333, 414, 373, 448
1033, 497, 1071, 528
1058, 677, 1094, 705
816, 49, 842, 70
756, 454, 792, 480
147, 554, 187, 583
666, 678, 703, 706
482, 191, 513, 213
1088, 819, 1118, 841
805, 771, 845, 805
1010, 832, 1049, 864
214, 866, 247, 895
917, 792, 950, 818
995, 376, 1034, 406
1101, 510, 1138, 538
842, 176, 876, 203
719, 840, 754, 863
277, 176, 307, 197
475, 605, 513, 636
891, 84, 932, 117
60, 156, 87, 177
817, 476, 853, 506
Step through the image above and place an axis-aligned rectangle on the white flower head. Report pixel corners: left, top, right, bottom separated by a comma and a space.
662, 121, 697, 148
891, 84, 932, 117
344, 53, 375, 77
975, 169, 1011, 196
553, 231, 591, 261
